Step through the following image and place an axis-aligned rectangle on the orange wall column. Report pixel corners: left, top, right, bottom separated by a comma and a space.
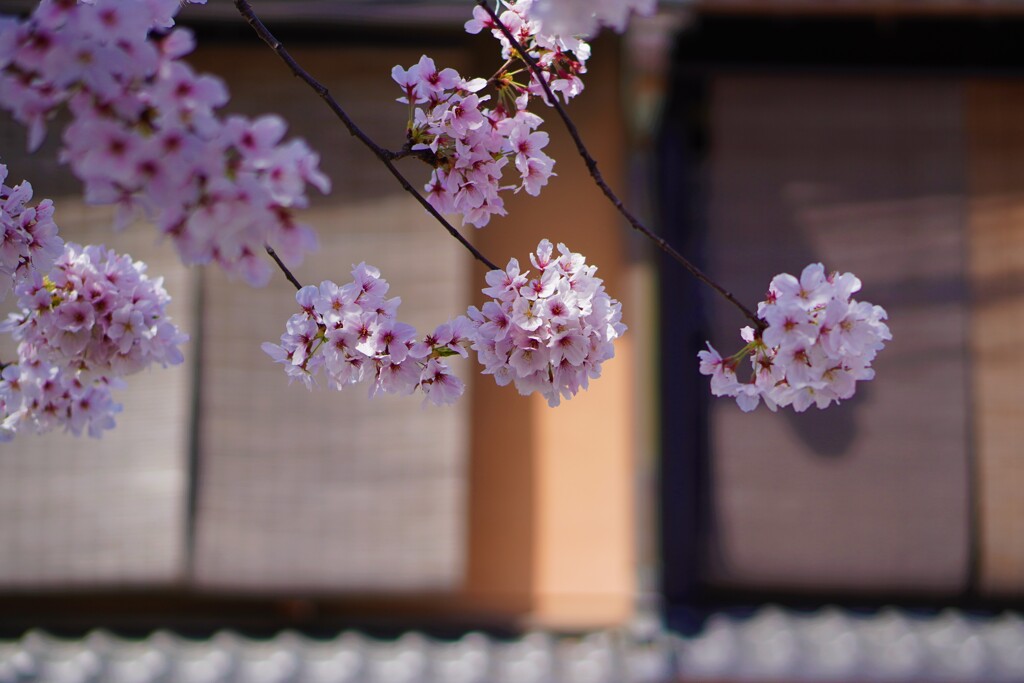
465, 37, 637, 628
967, 81, 1024, 596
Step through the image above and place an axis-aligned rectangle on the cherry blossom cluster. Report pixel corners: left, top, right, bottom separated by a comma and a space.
393, 57, 539, 227
262, 263, 470, 405
464, 239, 626, 407
0, 0, 893, 437
0, 242, 188, 439
0, 162, 63, 301
264, 240, 626, 408
0, 0, 329, 286
392, 59, 555, 228
464, 0, 591, 104
0, 361, 122, 440
395, 0, 592, 227
699, 264, 891, 412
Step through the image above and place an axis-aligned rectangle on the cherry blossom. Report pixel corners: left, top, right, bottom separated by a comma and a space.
0, 360, 123, 440
262, 264, 468, 405
699, 264, 891, 412
0, 0, 895, 436
464, 239, 626, 407
465, 1, 592, 104
394, 56, 557, 228
0, 242, 188, 440
0, 0, 328, 287
394, 0, 596, 228
264, 240, 625, 408
0, 162, 63, 301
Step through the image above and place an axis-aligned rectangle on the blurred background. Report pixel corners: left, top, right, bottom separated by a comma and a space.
2, 0, 1024, 681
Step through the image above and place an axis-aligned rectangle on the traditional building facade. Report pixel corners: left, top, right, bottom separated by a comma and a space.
4, 2, 1024, 680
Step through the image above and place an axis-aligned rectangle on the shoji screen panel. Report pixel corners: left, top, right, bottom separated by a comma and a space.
189, 45, 470, 593
702, 76, 971, 595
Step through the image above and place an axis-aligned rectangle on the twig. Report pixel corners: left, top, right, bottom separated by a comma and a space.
265, 245, 302, 290
475, 0, 763, 329
487, 57, 516, 86
234, 0, 500, 272
384, 142, 439, 166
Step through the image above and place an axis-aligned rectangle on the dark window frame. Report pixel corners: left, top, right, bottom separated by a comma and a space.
656, 13, 1024, 629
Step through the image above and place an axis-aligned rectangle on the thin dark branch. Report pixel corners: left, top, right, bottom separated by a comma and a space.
234, 0, 499, 272
475, 0, 763, 329
265, 245, 302, 290
384, 142, 439, 166
487, 57, 515, 86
